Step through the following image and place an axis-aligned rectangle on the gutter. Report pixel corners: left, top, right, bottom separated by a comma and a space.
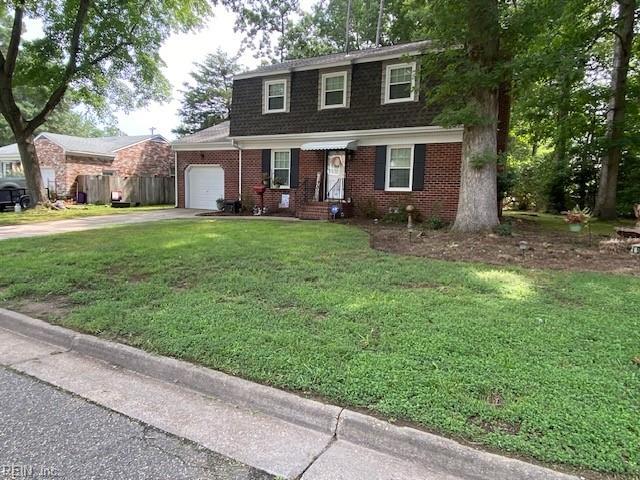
174, 151, 178, 208
231, 140, 242, 200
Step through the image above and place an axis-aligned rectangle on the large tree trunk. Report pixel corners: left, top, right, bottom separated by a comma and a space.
595, 0, 636, 220
16, 134, 46, 205
452, 0, 500, 232
452, 88, 500, 232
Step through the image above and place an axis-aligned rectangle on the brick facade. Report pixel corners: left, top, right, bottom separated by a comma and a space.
177, 144, 461, 221
34, 138, 172, 197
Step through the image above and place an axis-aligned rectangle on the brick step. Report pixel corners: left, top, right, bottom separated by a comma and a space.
297, 203, 329, 220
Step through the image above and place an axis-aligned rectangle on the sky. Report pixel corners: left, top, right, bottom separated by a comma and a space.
118, 2, 315, 140
116, 6, 261, 140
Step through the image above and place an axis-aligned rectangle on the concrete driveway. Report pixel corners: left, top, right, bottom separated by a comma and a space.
0, 209, 204, 241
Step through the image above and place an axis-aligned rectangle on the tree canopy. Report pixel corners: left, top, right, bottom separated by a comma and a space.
174, 49, 240, 137
0, 0, 211, 203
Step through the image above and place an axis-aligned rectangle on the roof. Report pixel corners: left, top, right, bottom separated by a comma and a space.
235, 40, 433, 80
0, 143, 19, 158
172, 121, 233, 149
37, 132, 168, 158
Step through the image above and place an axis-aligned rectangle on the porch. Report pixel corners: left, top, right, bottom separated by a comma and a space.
296, 140, 356, 220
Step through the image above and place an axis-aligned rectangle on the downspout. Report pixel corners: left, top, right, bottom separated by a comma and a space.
174, 151, 178, 208
231, 140, 242, 200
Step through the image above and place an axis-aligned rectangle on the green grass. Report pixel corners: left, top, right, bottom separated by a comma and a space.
504, 210, 635, 236
1, 220, 638, 475
0, 204, 173, 226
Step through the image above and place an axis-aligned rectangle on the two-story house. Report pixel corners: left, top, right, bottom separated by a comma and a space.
172, 40, 464, 220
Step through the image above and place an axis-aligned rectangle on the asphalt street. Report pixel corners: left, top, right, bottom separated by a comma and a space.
0, 367, 274, 480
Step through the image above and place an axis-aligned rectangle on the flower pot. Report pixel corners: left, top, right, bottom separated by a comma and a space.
569, 223, 583, 233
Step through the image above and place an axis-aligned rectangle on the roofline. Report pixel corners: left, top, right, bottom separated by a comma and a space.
234, 49, 426, 80
171, 126, 463, 152
111, 135, 169, 152
171, 140, 236, 151
36, 132, 168, 156
35, 132, 67, 154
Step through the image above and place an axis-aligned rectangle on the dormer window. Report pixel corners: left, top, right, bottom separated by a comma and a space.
320, 71, 348, 109
384, 62, 417, 104
264, 79, 287, 113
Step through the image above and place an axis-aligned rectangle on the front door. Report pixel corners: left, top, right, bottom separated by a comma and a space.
326, 150, 345, 200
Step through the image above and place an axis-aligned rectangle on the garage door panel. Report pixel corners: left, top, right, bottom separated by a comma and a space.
187, 166, 224, 210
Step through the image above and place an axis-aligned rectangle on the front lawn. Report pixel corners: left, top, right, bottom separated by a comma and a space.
1, 220, 638, 476
0, 204, 173, 226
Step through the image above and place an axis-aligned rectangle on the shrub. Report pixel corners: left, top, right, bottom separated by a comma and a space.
357, 198, 380, 219
425, 216, 446, 230
381, 205, 423, 224
494, 222, 513, 236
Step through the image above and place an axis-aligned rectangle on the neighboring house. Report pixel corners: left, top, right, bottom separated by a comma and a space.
0, 133, 172, 197
173, 40, 469, 220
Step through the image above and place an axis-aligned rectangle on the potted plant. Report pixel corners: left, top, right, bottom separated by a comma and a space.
564, 206, 590, 232
216, 197, 225, 211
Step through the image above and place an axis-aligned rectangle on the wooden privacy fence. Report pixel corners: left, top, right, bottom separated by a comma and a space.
76, 175, 175, 205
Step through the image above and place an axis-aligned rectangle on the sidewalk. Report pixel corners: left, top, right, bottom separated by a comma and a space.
0, 309, 579, 480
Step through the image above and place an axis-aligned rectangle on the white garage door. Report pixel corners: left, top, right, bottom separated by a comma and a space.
186, 165, 224, 210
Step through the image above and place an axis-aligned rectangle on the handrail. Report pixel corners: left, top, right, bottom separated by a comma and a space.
326, 177, 345, 200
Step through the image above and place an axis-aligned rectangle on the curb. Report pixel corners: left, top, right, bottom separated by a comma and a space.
0, 308, 578, 480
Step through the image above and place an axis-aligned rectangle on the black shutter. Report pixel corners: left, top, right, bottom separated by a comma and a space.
290, 148, 300, 188
374, 146, 387, 190
412, 144, 426, 191
261, 149, 271, 185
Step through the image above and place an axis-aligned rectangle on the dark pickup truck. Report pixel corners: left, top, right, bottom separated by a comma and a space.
0, 188, 31, 211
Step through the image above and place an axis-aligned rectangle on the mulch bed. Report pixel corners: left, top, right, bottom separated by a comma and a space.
356, 217, 640, 276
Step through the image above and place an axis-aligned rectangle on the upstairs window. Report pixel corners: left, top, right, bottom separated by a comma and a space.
320, 71, 348, 109
386, 146, 413, 191
271, 150, 291, 188
264, 79, 287, 113
384, 62, 416, 104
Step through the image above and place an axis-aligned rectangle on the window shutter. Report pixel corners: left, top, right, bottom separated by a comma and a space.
412, 144, 426, 191
261, 149, 271, 185
290, 148, 300, 188
374, 146, 387, 190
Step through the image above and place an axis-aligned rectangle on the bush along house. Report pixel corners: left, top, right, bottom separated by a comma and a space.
172, 40, 465, 220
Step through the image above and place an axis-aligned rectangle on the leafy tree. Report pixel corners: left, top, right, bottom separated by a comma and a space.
227, 0, 300, 62
594, 0, 637, 219
0, 8, 119, 145
174, 49, 240, 137
0, 0, 210, 204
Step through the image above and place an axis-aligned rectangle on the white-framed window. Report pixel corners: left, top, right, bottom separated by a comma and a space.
271, 150, 291, 188
320, 71, 348, 109
384, 62, 417, 104
385, 145, 414, 191
1, 160, 23, 178
264, 79, 287, 113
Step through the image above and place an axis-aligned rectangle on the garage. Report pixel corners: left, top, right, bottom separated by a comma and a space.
186, 165, 225, 210
40, 168, 56, 193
